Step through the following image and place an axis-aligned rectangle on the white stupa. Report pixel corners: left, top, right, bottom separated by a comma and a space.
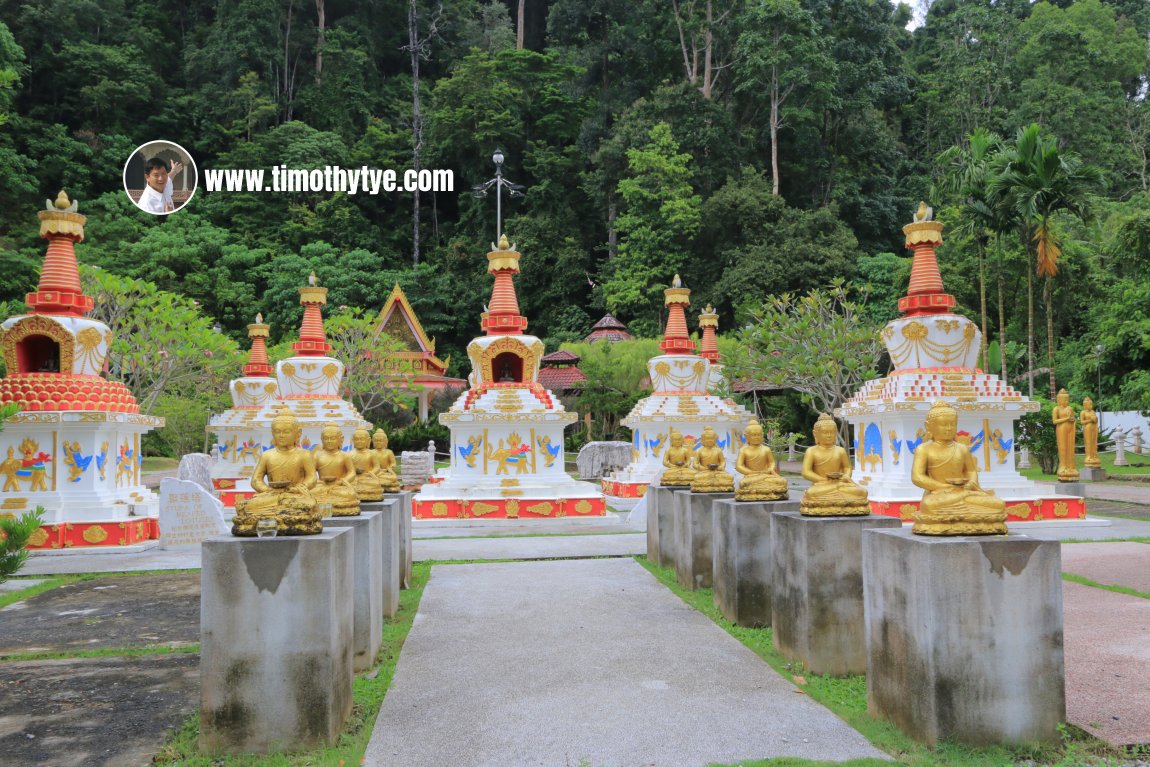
601, 279, 752, 505
412, 236, 605, 519
837, 204, 1085, 523
208, 275, 369, 508
0, 192, 164, 549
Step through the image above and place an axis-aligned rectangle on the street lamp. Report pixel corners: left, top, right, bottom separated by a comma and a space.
472, 147, 525, 241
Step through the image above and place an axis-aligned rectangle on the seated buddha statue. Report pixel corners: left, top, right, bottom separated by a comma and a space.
312, 423, 361, 516
690, 426, 734, 493
799, 413, 869, 515
372, 428, 401, 493
232, 412, 321, 536
734, 419, 789, 501
659, 429, 696, 487
348, 427, 385, 502
911, 401, 1007, 535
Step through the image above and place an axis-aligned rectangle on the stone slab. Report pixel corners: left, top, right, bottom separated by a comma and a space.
772, 513, 901, 676
322, 511, 384, 671
1078, 467, 1107, 482
368, 500, 402, 617
382, 492, 413, 589
158, 478, 228, 548
648, 487, 678, 568
364, 559, 890, 767
575, 441, 632, 479
674, 491, 733, 590
177, 452, 215, 494
1063, 581, 1150, 745
1057, 481, 1086, 497
199, 528, 354, 753
712, 499, 800, 627
863, 528, 1064, 746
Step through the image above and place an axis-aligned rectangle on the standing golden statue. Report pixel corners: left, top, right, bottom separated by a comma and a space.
659, 428, 696, 487
348, 428, 385, 501
1081, 397, 1101, 470
232, 412, 322, 536
799, 413, 869, 515
1053, 389, 1078, 482
690, 426, 734, 493
372, 428, 401, 493
734, 419, 788, 501
911, 401, 1007, 535
312, 423, 361, 516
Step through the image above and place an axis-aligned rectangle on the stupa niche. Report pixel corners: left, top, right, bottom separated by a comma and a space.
0, 192, 164, 549
601, 277, 752, 506
412, 236, 605, 519
836, 204, 1086, 523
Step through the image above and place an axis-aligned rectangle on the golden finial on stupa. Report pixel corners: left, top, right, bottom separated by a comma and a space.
673, 274, 682, 288
308, 271, 318, 286
498, 233, 511, 250
39, 189, 85, 238
914, 200, 933, 222
256, 312, 263, 324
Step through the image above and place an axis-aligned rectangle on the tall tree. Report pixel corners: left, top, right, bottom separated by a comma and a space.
991, 124, 1103, 397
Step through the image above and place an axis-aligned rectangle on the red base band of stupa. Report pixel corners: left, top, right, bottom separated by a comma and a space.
413, 496, 606, 519
24, 518, 160, 550
601, 479, 649, 499
869, 496, 1086, 522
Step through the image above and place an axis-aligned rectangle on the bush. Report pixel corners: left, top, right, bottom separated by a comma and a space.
1, 507, 46, 583
1017, 397, 1067, 475
388, 421, 451, 454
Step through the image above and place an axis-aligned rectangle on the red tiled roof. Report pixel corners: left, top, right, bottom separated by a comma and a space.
591, 313, 628, 331
538, 366, 587, 392
542, 349, 581, 364
585, 313, 633, 342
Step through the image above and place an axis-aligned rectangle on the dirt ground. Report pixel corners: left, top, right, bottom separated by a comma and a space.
0, 573, 202, 767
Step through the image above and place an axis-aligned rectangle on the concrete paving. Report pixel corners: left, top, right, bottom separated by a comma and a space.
1063, 581, 1150, 746
1062, 541, 1150, 592
414, 532, 646, 561
1036, 480, 1150, 505
364, 558, 890, 767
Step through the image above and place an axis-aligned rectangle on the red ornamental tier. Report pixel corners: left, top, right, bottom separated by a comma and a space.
837, 204, 1086, 524
412, 236, 605, 520
0, 192, 164, 549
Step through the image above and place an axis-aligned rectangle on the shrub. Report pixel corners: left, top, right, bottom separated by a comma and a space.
1, 507, 46, 583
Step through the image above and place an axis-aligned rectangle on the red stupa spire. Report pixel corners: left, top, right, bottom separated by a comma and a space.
28, 191, 95, 316
698, 304, 720, 362
293, 272, 332, 355
659, 275, 696, 355
243, 313, 273, 376
898, 202, 954, 316
482, 235, 528, 336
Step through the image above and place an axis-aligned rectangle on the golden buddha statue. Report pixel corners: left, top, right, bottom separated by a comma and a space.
734, 419, 788, 501
312, 423, 361, 516
799, 413, 869, 515
232, 412, 321, 536
348, 428, 384, 501
690, 426, 734, 493
659, 428, 696, 487
1081, 397, 1101, 470
911, 401, 1007, 535
372, 428, 401, 493
1053, 389, 1078, 481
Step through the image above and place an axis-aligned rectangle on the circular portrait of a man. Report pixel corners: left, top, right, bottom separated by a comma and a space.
123, 140, 198, 215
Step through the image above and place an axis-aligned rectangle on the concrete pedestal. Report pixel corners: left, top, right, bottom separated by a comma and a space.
712, 499, 800, 627
1057, 481, 1085, 497
364, 499, 401, 617
1078, 468, 1106, 482
674, 491, 733, 590
200, 528, 354, 753
863, 529, 1065, 746
771, 513, 901, 676
647, 486, 678, 568
384, 491, 413, 589
322, 512, 383, 671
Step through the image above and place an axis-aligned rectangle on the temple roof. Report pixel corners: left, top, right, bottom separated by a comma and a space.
538, 365, 587, 392
542, 349, 581, 365
375, 283, 458, 383
586, 313, 632, 343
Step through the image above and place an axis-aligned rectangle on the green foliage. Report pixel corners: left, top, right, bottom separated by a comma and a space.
145, 394, 227, 459
1017, 397, 1063, 475
0, 507, 45, 582
323, 307, 410, 426
730, 285, 883, 431
563, 339, 659, 440
388, 421, 451, 455
604, 123, 701, 335
79, 266, 243, 416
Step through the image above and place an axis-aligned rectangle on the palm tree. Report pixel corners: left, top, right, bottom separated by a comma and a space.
990, 124, 1102, 398
935, 128, 1004, 373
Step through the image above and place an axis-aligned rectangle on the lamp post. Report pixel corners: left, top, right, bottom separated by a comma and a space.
472, 147, 525, 241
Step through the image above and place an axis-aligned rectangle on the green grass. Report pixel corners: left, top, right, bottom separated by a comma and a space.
142, 456, 180, 472
2, 644, 199, 662
1020, 450, 1150, 480
636, 556, 1131, 767
1062, 572, 1150, 600
151, 561, 431, 766
0, 569, 194, 610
